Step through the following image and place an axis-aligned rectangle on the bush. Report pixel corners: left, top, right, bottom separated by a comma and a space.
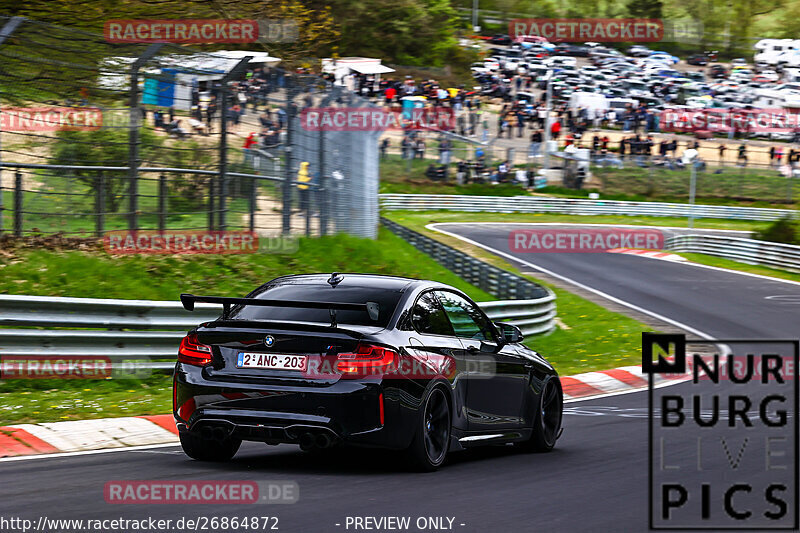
753, 216, 800, 245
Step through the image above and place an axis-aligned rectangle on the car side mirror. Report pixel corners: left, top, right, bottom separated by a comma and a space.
495, 322, 524, 344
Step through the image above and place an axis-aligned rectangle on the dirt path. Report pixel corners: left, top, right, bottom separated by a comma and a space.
243, 193, 320, 236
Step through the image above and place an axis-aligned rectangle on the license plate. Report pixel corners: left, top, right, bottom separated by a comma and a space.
236, 352, 308, 371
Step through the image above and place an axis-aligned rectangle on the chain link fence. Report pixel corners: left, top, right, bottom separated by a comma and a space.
0, 16, 379, 239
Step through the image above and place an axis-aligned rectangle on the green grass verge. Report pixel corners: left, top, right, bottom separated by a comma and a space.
669, 253, 800, 284
382, 211, 660, 375
593, 166, 800, 205
0, 376, 172, 426
0, 227, 491, 301
383, 210, 769, 233
537, 185, 798, 210
0, 217, 662, 424
529, 286, 653, 376
0, 227, 499, 425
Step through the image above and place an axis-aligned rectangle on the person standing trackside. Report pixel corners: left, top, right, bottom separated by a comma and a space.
550, 119, 561, 141
380, 138, 389, 160
737, 143, 748, 167
718, 143, 726, 166
529, 129, 543, 158
439, 138, 452, 166
296, 161, 312, 215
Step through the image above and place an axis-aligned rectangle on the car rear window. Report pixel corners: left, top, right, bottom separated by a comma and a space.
229, 284, 404, 327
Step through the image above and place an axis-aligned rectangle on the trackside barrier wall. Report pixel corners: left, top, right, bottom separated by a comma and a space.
378, 194, 797, 222
665, 234, 800, 273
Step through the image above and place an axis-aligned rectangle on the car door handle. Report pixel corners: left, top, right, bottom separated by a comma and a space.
467, 345, 480, 354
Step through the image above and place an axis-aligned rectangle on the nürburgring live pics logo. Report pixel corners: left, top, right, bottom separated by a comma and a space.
644, 333, 798, 530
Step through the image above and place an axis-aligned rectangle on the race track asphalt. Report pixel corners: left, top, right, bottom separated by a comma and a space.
1, 222, 797, 532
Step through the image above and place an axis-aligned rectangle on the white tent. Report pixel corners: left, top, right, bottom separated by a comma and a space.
321, 57, 395, 86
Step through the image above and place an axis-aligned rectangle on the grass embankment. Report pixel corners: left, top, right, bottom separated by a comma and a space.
379, 154, 799, 209
1, 228, 497, 425
384, 210, 768, 233
382, 211, 683, 375
0, 218, 671, 424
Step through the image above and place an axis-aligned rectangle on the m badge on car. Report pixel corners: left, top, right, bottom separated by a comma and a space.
264, 335, 275, 347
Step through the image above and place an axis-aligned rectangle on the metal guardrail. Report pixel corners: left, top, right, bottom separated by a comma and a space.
380, 217, 557, 335
0, 294, 219, 330
480, 298, 557, 336
0, 291, 557, 367
665, 234, 800, 273
379, 194, 797, 222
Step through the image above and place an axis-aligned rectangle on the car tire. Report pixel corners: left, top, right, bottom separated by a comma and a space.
179, 430, 241, 461
405, 386, 451, 472
517, 378, 562, 453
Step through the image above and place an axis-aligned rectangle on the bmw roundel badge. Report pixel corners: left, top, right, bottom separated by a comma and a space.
264, 335, 275, 347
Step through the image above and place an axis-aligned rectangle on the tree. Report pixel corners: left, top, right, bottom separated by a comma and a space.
49, 127, 163, 213
626, 0, 664, 18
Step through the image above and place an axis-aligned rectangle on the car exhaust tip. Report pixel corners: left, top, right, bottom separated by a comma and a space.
315, 433, 332, 449
299, 432, 316, 451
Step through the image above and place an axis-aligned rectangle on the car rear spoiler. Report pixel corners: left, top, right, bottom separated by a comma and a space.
180, 293, 380, 328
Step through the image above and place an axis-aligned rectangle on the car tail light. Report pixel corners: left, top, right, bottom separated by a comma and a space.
335, 344, 398, 376
178, 333, 213, 366
379, 393, 385, 425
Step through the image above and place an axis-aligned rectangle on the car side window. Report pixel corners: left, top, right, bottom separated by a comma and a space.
411, 292, 455, 336
434, 291, 495, 341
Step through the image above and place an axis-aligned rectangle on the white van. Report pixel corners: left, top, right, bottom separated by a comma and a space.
754, 39, 800, 66
568, 92, 609, 112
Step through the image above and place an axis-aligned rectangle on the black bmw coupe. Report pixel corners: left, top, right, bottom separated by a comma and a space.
174, 273, 563, 470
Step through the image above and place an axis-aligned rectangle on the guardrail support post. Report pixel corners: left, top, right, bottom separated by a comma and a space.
13, 170, 22, 237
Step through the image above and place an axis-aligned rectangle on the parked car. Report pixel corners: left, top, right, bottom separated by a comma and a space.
489, 34, 512, 46
553, 44, 591, 57
687, 54, 708, 66
628, 45, 651, 57
709, 65, 728, 78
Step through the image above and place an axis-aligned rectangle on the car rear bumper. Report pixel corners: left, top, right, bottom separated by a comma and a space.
173, 363, 419, 450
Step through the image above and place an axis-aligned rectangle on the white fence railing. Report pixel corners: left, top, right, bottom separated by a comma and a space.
665, 235, 800, 273
379, 194, 797, 222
